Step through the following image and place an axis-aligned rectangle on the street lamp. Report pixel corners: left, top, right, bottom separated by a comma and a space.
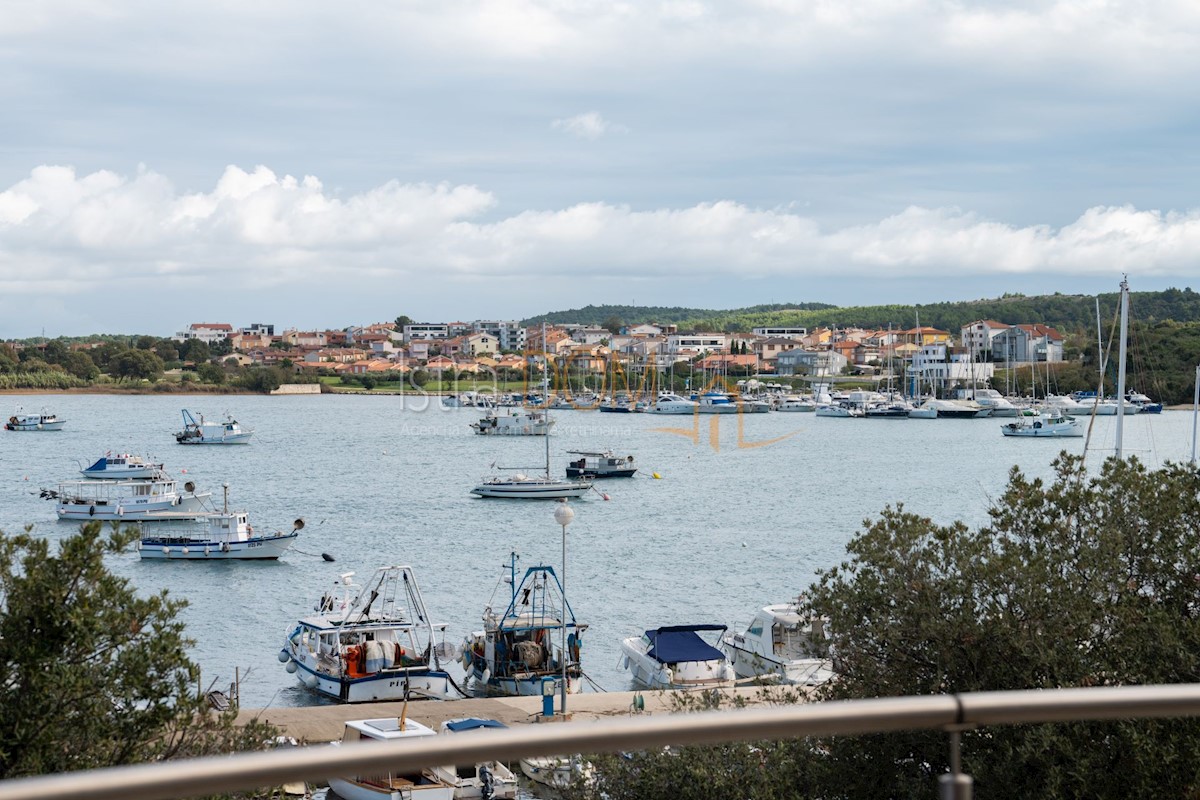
553, 500, 575, 715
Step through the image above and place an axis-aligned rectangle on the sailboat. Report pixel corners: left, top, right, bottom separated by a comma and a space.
471, 327, 593, 499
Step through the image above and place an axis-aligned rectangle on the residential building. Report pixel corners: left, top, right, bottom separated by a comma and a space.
754, 337, 799, 362
775, 349, 848, 376
403, 323, 449, 341
472, 320, 526, 351
173, 323, 233, 345
960, 320, 1011, 357
909, 343, 996, 388
666, 332, 728, 356
752, 326, 808, 339
463, 333, 500, 357
993, 324, 1064, 363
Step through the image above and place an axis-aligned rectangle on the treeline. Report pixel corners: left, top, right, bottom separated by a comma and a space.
523, 302, 837, 328
0, 337, 307, 393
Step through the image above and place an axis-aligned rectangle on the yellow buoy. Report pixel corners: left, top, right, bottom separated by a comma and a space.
652, 472, 662, 479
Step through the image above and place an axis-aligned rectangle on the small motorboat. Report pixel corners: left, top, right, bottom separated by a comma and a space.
518, 755, 594, 791
5, 407, 65, 431
49, 476, 211, 521
721, 600, 834, 686
175, 409, 253, 444
565, 450, 637, 479
468, 407, 552, 436
327, 717, 455, 800
1000, 410, 1084, 438
79, 452, 164, 480
437, 719, 519, 799
620, 624, 736, 690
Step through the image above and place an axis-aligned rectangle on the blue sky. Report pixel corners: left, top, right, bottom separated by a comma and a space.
2, 1, 1200, 336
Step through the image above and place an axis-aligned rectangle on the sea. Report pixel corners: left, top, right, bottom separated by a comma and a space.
0, 393, 1194, 709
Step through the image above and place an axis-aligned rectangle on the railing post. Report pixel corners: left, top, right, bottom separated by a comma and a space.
938, 726, 973, 800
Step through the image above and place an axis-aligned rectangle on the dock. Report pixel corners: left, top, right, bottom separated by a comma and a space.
237, 687, 803, 742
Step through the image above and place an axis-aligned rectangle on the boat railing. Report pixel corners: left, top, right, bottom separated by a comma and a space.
5, 684, 1200, 800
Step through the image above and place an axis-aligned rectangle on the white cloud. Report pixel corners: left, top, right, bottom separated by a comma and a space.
2, 166, 1199, 306
551, 112, 629, 140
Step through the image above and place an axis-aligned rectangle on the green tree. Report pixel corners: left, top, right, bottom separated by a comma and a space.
61, 350, 100, 380
395, 314, 414, 329
178, 339, 211, 363
0, 522, 277, 778
589, 455, 1200, 800
602, 315, 624, 335
196, 362, 225, 385
239, 367, 285, 393
112, 349, 165, 382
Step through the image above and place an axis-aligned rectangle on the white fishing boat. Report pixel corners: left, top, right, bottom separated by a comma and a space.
48, 476, 211, 521
1000, 410, 1084, 438
646, 392, 698, 414
5, 407, 65, 431
565, 450, 637, 479
175, 409, 253, 444
79, 452, 164, 480
908, 398, 991, 419
620, 624, 736, 690
436, 719, 520, 800
327, 717, 456, 800
468, 407, 553, 436
280, 566, 457, 703
138, 485, 302, 560
462, 555, 586, 697
721, 601, 834, 686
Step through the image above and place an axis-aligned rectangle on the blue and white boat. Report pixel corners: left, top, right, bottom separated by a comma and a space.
139, 486, 301, 560
620, 624, 736, 690
281, 566, 457, 703
49, 476, 211, 521
79, 452, 164, 480
462, 555, 586, 697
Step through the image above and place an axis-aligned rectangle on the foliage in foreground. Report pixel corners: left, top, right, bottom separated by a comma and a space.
582, 454, 1200, 800
0, 522, 279, 793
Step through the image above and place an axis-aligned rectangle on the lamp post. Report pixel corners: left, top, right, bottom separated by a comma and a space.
553, 500, 575, 715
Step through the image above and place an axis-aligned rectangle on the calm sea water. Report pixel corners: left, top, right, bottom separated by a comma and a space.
0, 394, 1193, 708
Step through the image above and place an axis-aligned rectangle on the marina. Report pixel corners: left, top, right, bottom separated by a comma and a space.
0, 393, 1192, 709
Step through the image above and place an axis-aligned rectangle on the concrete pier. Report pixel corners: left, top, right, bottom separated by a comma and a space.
238, 687, 800, 742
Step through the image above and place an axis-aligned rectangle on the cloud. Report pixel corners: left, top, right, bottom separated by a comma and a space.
551, 112, 629, 140
2, 165, 1199, 303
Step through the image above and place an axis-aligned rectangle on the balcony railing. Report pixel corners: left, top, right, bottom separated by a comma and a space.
1, 684, 1200, 800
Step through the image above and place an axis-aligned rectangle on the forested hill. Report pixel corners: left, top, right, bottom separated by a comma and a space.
523, 288, 1200, 333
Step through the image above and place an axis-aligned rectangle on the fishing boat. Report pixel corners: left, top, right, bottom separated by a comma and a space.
721, 600, 834, 686
47, 476, 211, 521
468, 407, 553, 436
5, 408, 65, 431
138, 485, 302, 560
437, 719, 520, 800
327, 717, 456, 800
565, 450, 637, 479
175, 410, 253, 444
461, 555, 586, 697
1000, 410, 1083, 438
78, 452, 164, 480
620, 624, 736, 690
280, 566, 457, 703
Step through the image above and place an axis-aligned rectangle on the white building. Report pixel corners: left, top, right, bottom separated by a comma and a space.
752, 326, 808, 339
909, 343, 995, 389
666, 332, 728, 356
471, 320, 526, 351
960, 320, 1011, 357
172, 323, 234, 344
403, 323, 449, 341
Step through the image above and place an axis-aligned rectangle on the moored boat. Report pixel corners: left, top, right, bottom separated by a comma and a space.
280, 566, 457, 703
175, 409, 253, 444
1000, 410, 1084, 438
139, 487, 302, 560
620, 624, 736, 690
48, 476, 211, 521
565, 450, 637, 479
721, 600, 834, 686
437, 719, 520, 800
79, 452, 164, 480
5, 407, 65, 431
462, 555, 586, 697
646, 393, 698, 414
469, 407, 553, 436
327, 717, 456, 800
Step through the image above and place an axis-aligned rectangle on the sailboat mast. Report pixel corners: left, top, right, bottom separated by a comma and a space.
543, 322, 551, 475
1116, 278, 1129, 459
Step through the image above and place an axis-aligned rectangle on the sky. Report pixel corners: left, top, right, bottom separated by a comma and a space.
3, 1, 1200, 337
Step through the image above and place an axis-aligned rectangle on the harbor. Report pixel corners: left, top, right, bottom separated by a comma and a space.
0, 394, 1193, 711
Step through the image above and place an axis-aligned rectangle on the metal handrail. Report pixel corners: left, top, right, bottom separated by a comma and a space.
2, 684, 1200, 800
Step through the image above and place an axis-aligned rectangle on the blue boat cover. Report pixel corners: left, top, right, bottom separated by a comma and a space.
84, 457, 107, 471
445, 718, 508, 732
645, 625, 726, 664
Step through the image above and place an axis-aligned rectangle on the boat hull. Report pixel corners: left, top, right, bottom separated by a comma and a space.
565, 467, 636, 478
328, 775, 454, 800
290, 657, 456, 703
139, 532, 298, 559
470, 482, 591, 499
56, 492, 212, 521
176, 433, 253, 444
722, 642, 834, 686
5, 419, 65, 431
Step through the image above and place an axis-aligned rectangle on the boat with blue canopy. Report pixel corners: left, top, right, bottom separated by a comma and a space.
620, 623, 736, 690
